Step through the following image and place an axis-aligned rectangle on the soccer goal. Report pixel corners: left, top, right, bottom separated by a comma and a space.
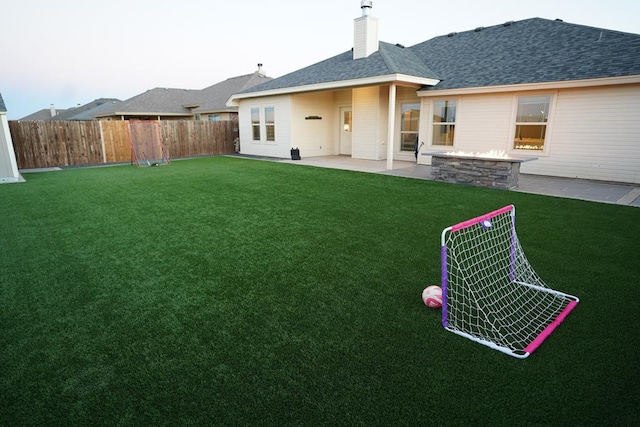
128, 121, 171, 167
440, 205, 579, 359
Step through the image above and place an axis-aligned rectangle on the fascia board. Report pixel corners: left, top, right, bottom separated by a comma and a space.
417, 75, 640, 97
227, 74, 440, 106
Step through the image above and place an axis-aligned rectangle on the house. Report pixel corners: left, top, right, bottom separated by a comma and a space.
18, 99, 121, 121
187, 66, 272, 122
90, 88, 198, 121
52, 98, 121, 120
228, 1, 640, 184
19, 104, 69, 120
93, 69, 272, 121
0, 93, 22, 183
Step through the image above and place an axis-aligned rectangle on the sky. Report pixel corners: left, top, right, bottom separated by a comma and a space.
2, 0, 639, 119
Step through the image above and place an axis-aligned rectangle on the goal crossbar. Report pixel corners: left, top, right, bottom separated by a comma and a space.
440, 205, 579, 358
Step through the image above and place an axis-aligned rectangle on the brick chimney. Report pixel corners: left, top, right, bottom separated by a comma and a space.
353, 0, 379, 60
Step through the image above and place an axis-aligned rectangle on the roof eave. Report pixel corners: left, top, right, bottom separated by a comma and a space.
227, 74, 440, 106
417, 75, 640, 96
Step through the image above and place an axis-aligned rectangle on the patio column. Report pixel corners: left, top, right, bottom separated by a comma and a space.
386, 83, 396, 170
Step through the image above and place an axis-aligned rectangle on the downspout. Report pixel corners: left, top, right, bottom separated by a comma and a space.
386, 83, 396, 170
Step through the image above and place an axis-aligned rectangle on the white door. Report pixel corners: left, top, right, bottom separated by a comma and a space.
340, 107, 352, 155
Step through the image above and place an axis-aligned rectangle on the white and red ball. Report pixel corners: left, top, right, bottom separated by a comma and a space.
422, 285, 443, 308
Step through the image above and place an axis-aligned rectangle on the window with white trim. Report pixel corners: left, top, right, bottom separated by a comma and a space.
251, 108, 260, 141
432, 100, 456, 146
265, 107, 275, 141
513, 96, 551, 151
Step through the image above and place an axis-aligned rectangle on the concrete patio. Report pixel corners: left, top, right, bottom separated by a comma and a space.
273, 155, 640, 207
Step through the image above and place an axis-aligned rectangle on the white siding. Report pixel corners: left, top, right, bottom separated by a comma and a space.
290, 92, 337, 157
378, 86, 389, 160
238, 95, 292, 158
520, 85, 640, 183
454, 93, 514, 153
353, 86, 383, 160
334, 89, 352, 106
419, 84, 640, 183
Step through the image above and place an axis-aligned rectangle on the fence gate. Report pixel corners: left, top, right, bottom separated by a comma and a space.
128, 121, 170, 166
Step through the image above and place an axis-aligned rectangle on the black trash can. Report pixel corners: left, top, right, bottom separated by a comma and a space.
290, 147, 301, 160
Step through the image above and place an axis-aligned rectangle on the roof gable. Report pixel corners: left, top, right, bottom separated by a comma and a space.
191, 72, 273, 113
0, 93, 6, 113
412, 18, 640, 91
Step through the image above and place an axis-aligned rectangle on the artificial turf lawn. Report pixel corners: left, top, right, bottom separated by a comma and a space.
1, 156, 639, 426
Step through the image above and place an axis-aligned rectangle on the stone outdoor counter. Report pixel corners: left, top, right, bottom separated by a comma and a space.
423, 152, 537, 189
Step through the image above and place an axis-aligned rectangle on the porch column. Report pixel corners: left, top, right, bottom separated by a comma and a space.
386, 83, 397, 170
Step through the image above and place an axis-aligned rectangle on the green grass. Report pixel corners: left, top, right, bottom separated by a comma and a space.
1, 156, 638, 426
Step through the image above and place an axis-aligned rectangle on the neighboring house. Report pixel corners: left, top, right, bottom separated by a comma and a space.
92, 88, 198, 121
228, 2, 640, 184
53, 98, 121, 120
18, 99, 120, 121
0, 93, 22, 183
93, 68, 272, 121
19, 104, 68, 120
64, 99, 123, 121
187, 66, 272, 121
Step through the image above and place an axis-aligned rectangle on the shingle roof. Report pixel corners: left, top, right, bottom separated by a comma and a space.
19, 108, 68, 120
413, 18, 640, 91
92, 71, 271, 117
238, 18, 640, 97
191, 72, 273, 113
0, 93, 6, 113
94, 88, 198, 117
239, 42, 440, 94
52, 98, 121, 120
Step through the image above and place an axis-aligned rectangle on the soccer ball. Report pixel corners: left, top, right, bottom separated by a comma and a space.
422, 285, 443, 308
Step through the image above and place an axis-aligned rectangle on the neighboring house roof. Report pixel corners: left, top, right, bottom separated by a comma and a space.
66, 100, 123, 120
52, 98, 121, 120
190, 71, 273, 114
92, 71, 271, 118
237, 42, 439, 96
93, 88, 198, 118
19, 108, 68, 120
414, 18, 640, 92
231, 18, 640, 101
0, 93, 6, 113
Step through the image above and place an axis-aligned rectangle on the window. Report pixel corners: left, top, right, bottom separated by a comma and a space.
208, 114, 220, 121
513, 96, 551, 151
400, 103, 420, 152
432, 100, 456, 146
251, 108, 260, 141
343, 110, 352, 132
265, 107, 275, 141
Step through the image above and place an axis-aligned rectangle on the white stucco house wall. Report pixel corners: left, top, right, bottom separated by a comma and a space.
0, 93, 22, 184
228, 2, 640, 184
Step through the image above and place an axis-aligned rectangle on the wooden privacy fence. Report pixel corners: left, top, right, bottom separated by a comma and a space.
8, 120, 237, 169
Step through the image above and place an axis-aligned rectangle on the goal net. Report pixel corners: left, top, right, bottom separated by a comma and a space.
441, 205, 579, 358
128, 121, 171, 167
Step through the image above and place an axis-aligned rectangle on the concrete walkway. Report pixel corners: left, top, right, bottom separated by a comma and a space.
276, 155, 640, 207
